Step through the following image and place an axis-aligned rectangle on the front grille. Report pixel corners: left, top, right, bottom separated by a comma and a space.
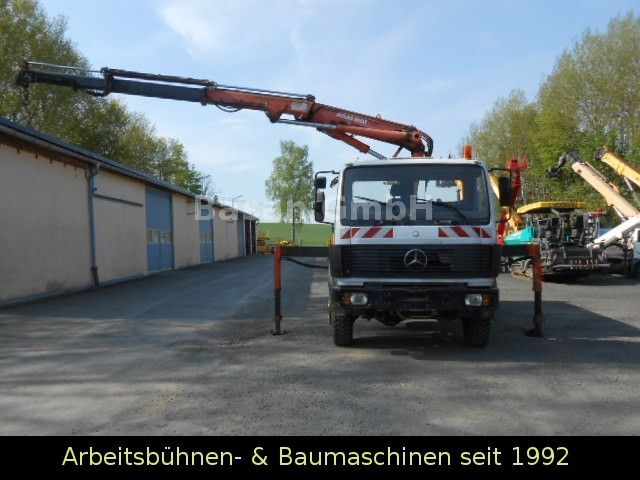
340, 244, 498, 278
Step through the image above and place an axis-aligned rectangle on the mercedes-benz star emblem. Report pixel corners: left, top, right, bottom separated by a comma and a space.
403, 249, 428, 270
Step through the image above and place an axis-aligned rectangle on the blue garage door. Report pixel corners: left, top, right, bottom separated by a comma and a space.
146, 187, 174, 272
236, 215, 245, 257
199, 212, 214, 263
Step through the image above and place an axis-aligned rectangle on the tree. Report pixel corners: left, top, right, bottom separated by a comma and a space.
0, 0, 90, 134
535, 13, 640, 206
462, 12, 640, 210
0, 0, 210, 193
464, 90, 541, 203
465, 90, 538, 165
265, 140, 314, 227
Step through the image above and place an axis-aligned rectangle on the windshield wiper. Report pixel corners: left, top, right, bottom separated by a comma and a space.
431, 200, 471, 224
354, 195, 387, 206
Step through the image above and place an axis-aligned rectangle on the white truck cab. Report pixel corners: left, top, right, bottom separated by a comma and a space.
315, 157, 504, 347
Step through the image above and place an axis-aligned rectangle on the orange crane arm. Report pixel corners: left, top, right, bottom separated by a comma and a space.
16, 62, 433, 159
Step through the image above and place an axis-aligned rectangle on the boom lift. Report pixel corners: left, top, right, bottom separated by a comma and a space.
547, 151, 640, 277
595, 147, 640, 206
547, 151, 638, 220
15, 61, 546, 344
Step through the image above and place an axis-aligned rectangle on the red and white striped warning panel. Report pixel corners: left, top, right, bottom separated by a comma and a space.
438, 226, 493, 238
341, 227, 394, 239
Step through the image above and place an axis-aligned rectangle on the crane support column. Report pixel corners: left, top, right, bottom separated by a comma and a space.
529, 243, 544, 338
502, 243, 545, 337
272, 245, 283, 335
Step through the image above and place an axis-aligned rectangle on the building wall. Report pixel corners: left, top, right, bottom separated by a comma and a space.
0, 126, 258, 305
94, 170, 147, 283
0, 145, 92, 302
172, 193, 200, 269
213, 207, 239, 261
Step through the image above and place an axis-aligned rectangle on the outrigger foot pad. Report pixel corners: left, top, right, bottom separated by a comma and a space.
525, 326, 544, 338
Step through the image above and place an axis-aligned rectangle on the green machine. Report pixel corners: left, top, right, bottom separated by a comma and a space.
505, 201, 609, 280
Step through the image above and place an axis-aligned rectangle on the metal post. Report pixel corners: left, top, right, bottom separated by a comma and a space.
526, 243, 544, 337
272, 245, 285, 335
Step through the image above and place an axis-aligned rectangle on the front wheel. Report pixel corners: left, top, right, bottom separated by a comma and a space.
330, 305, 356, 347
462, 316, 491, 348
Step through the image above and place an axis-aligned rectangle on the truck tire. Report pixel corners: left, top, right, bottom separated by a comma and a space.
462, 316, 491, 348
331, 306, 355, 347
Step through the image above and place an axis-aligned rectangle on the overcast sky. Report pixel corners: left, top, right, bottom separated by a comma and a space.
41, 0, 638, 221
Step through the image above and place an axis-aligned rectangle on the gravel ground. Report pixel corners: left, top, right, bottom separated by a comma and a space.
1, 255, 638, 435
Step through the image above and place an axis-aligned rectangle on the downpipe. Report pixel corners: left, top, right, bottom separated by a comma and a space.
87, 164, 100, 287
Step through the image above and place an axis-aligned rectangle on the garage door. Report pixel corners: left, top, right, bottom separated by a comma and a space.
145, 187, 174, 272
199, 212, 214, 263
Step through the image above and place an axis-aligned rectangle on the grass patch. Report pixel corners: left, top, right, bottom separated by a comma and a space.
258, 222, 332, 246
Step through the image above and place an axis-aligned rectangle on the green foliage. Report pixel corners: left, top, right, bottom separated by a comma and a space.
258, 222, 331, 246
465, 89, 538, 167
464, 12, 640, 211
265, 140, 314, 223
464, 90, 546, 205
0, 0, 209, 193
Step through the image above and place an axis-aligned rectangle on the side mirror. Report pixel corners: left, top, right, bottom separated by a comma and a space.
315, 176, 327, 189
314, 190, 325, 222
497, 176, 513, 207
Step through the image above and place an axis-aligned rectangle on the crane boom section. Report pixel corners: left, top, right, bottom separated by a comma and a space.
595, 148, 640, 189
570, 160, 639, 219
16, 62, 433, 157
548, 151, 640, 220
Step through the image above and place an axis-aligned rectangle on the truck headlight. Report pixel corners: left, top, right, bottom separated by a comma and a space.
464, 293, 483, 307
349, 293, 368, 306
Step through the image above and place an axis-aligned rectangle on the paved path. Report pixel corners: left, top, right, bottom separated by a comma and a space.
1, 256, 639, 434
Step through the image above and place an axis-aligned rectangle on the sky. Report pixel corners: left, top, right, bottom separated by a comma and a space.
40, 0, 638, 221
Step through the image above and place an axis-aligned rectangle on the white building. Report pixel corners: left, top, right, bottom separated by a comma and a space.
0, 116, 257, 306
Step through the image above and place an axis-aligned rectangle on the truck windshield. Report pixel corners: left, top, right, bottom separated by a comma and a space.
341, 164, 490, 226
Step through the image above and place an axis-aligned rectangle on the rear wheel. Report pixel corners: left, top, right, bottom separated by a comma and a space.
462, 316, 491, 348
330, 304, 355, 347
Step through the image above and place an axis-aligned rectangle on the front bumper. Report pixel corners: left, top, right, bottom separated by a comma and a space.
332, 283, 499, 318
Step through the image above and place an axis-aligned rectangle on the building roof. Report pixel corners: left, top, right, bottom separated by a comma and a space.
0, 116, 257, 220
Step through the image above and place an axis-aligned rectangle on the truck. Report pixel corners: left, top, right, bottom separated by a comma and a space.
314, 149, 510, 346
15, 61, 517, 347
